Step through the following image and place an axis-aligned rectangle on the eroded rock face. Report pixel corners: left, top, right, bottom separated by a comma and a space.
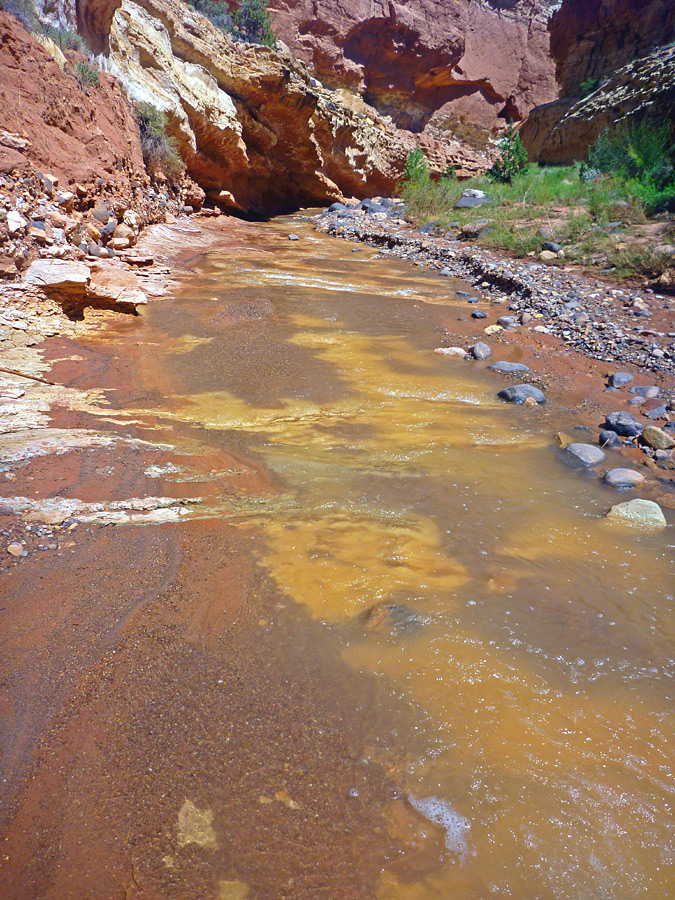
55, 0, 487, 213
0, 11, 144, 185
522, 0, 675, 162
270, 0, 560, 145
548, 0, 674, 97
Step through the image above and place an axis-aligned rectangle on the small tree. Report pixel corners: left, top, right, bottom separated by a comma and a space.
487, 124, 528, 184
403, 144, 428, 184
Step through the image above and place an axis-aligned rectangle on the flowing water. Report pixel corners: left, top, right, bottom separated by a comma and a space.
2, 214, 674, 899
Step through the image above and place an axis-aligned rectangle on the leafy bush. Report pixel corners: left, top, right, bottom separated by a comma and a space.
582, 122, 675, 215
579, 79, 599, 98
232, 0, 275, 46
440, 164, 456, 182
74, 61, 100, 89
187, 0, 274, 45
403, 145, 428, 184
135, 102, 185, 182
487, 124, 529, 184
44, 24, 84, 52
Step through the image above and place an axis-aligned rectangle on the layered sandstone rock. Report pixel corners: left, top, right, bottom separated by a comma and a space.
65, 0, 490, 212
522, 0, 675, 162
270, 0, 560, 145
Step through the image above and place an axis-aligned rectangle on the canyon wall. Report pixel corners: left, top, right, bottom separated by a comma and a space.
522, 0, 675, 163
42, 0, 488, 213
270, 0, 560, 146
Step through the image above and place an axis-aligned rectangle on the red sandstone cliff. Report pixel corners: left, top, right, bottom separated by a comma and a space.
269, 0, 560, 146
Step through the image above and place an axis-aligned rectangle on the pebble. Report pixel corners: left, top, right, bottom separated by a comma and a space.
498, 384, 546, 405
565, 443, 606, 467
605, 498, 667, 528
469, 342, 492, 360
288, 233, 300, 241
497, 316, 517, 327
7, 542, 23, 557
603, 468, 645, 489
471, 310, 487, 319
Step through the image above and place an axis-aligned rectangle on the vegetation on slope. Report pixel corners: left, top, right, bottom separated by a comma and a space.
400, 122, 675, 284
186, 0, 275, 46
135, 103, 185, 182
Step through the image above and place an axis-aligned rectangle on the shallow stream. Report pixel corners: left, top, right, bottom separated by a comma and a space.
3, 214, 674, 899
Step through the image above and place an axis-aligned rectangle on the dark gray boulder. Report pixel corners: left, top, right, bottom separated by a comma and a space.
604, 411, 643, 437
487, 361, 530, 374
608, 372, 633, 388
498, 384, 546, 405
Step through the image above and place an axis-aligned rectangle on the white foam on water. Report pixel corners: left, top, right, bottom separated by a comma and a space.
408, 794, 473, 863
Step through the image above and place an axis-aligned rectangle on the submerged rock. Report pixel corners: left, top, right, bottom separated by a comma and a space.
360, 602, 421, 635
434, 347, 466, 357
603, 468, 645, 489
487, 361, 530, 374
564, 443, 606, 466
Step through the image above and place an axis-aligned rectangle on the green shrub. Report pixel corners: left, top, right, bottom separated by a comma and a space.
403, 145, 428, 184
487, 124, 529, 184
74, 60, 99, 90
186, 0, 274, 45
232, 0, 275, 46
579, 79, 599, 98
440, 164, 456, 183
44, 24, 84, 52
135, 102, 185, 182
583, 122, 675, 216
186, 0, 232, 32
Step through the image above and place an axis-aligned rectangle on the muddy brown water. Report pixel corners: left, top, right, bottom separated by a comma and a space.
1, 214, 674, 899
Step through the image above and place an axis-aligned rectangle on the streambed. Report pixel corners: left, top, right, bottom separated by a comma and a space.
1, 213, 673, 900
